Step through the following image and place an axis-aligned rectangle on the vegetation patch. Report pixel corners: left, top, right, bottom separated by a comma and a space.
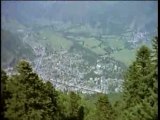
39, 31, 73, 50
111, 49, 136, 66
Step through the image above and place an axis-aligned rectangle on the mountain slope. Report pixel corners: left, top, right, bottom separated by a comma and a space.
1, 29, 34, 68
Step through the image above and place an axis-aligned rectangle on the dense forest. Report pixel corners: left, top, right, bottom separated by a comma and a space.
1, 36, 158, 120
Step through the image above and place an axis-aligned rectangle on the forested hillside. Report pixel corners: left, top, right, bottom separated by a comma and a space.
1, 36, 158, 120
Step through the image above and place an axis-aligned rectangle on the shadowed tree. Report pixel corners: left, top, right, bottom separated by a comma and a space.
95, 93, 115, 120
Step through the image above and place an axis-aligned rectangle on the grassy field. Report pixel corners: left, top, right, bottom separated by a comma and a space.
82, 35, 126, 55
72, 36, 106, 55
91, 47, 106, 55
84, 38, 101, 47
70, 35, 127, 55
39, 31, 73, 50
83, 37, 106, 55
111, 49, 137, 66
105, 36, 125, 49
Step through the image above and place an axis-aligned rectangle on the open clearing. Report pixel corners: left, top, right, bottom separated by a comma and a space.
111, 49, 136, 66
39, 31, 73, 50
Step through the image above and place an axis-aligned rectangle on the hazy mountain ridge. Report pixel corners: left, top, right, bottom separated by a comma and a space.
2, 1, 157, 35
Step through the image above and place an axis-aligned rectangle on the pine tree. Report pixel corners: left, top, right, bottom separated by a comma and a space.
122, 42, 158, 119
95, 93, 115, 120
144, 36, 158, 119
1, 70, 9, 120
4, 74, 28, 120
151, 36, 158, 66
4, 60, 59, 120
77, 106, 84, 120
44, 81, 59, 120
69, 91, 81, 120
57, 92, 71, 120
